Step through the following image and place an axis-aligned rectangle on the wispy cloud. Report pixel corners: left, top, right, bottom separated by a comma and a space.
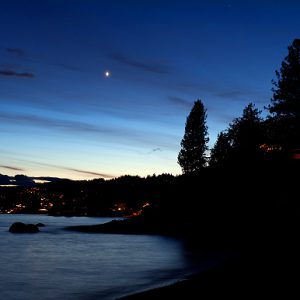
168, 96, 192, 108
0, 111, 178, 149
0, 69, 34, 78
64, 167, 114, 179
2, 157, 116, 179
146, 147, 162, 155
2, 46, 82, 74
5, 47, 25, 57
211, 111, 238, 125
109, 52, 172, 74
157, 76, 265, 105
214, 88, 257, 100
29, 159, 115, 179
0, 111, 113, 135
0, 165, 25, 171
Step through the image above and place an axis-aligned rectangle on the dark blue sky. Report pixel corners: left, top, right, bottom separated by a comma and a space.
0, 0, 299, 179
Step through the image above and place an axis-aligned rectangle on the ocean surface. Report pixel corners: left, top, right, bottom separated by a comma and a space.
0, 214, 219, 300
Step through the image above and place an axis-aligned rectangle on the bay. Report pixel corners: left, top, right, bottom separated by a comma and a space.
0, 214, 213, 300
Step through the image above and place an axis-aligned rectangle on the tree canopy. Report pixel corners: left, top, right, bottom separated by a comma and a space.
178, 100, 209, 173
210, 103, 264, 166
268, 38, 300, 149
210, 131, 231, 167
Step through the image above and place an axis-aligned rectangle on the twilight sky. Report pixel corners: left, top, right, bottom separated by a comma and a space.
0, 0, 299, 180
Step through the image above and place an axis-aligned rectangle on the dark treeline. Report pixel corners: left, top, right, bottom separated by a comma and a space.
180, 39, 300, 172
0, 174, 174, 216
174, 39, 300, 252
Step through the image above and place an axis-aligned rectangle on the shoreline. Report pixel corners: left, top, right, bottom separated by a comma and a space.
116, 251, 296, 300
116, 259, 241, 300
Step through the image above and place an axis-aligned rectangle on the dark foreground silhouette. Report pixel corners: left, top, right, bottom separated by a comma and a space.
117, 253, 296, 299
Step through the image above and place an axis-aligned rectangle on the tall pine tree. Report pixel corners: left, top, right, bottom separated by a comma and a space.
178, 100, 209, 173
268, 39, 300, 150
210, 131, 231, 166
228, 103, 264, 162
210, 103, 264, 166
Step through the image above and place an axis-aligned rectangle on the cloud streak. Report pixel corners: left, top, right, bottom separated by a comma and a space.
0, 69, 34, 78
64, 167, 115, 179
168, 96, 192, 108
145, 147, 163, 155
0, 111, 114, 135
0, 111, 178, 149
0, 165, 25, 171
28, 159, 115, 179
2, 46, 82, 74
214, 87, 261, 100
5, 47, 25, 57
109, 52, 172, 74
1, 157, 116, 179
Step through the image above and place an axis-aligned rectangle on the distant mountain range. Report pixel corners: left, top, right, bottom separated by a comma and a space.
0, 174, 63, 187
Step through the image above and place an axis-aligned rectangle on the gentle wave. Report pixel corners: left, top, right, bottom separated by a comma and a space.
0, 214, 210, 300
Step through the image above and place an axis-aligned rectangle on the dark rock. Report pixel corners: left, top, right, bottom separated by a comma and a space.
65, 216, 179, 236
36, 223, 45, 227
9, 222, 39, 233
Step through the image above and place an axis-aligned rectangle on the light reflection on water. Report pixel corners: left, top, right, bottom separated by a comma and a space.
0, 215, 206, 300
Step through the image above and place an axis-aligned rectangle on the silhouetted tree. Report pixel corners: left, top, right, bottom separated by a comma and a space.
210, 131, 232, 166
211, 103, 264, 165
229, 103, 263, 156
228, 103, 264, 162
268, 38, 300, 150
178, 99, 209, 173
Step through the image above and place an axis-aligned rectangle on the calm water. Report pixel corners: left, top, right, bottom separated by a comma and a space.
0, 215, 217, 300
